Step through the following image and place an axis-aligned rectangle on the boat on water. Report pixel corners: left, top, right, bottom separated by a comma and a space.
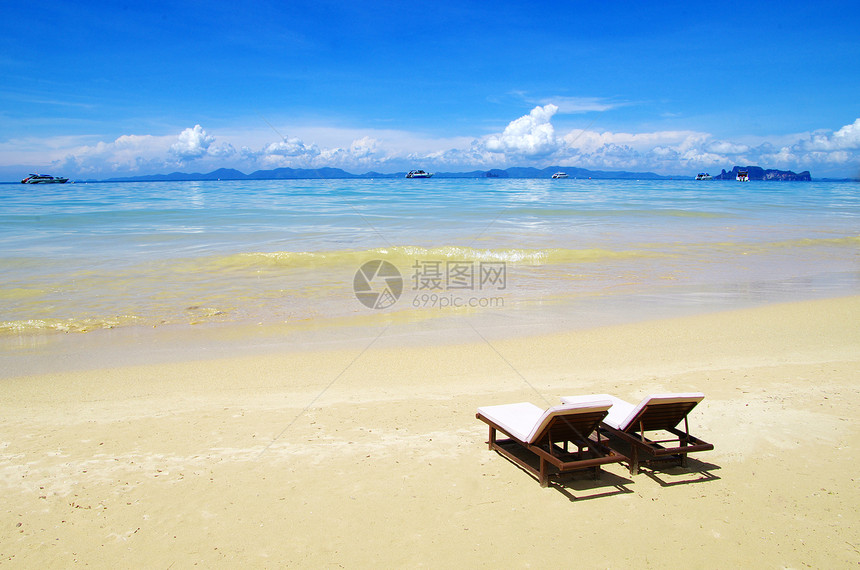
551, 172, 569, 179
406, 170, 433, 178
736, 170, 749, 182
21, 173, 69, 184
695, 172, 712, 180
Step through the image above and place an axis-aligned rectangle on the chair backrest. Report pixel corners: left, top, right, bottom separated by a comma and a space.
527, 402, 611, 444
619, 393, 704, 433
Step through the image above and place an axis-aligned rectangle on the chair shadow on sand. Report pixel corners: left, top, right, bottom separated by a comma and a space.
577, 433, 721, 488
491, 436, 722, 498
492, 440, 635, 501
639, 456, 722, 487
559, 392, 720, 487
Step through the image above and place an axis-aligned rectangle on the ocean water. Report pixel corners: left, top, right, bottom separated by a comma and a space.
0, 178, 858, 337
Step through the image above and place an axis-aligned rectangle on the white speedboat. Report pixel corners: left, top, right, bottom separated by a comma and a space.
551, 172, 569, 179
21, 173, 69, 184
406, 170, 433, 178
736, 170, 749, 182
695, 173, 712, 180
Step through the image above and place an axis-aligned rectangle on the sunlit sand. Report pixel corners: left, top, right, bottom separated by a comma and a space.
2, 296, 858, 566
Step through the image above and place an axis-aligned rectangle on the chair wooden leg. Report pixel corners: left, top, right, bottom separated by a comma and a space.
539, 458, 548, 487
630, 447, 639, 475
488, 426, 495, 450
681, 416, 690, 467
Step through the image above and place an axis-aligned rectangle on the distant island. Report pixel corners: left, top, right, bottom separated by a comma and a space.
45, 164, 816, 183
712, 166, 812, 181
89, 166, 677, 183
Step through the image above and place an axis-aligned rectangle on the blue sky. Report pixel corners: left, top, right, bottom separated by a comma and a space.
2, 1, 859, 179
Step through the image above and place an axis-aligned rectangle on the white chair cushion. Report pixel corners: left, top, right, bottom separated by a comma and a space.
562, 393, 704, 430
479, 400, 612, 444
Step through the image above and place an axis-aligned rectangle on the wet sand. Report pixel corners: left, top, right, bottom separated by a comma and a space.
2, 296, 859, 567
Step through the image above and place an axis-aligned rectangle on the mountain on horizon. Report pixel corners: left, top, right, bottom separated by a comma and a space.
93, 165, 678, 183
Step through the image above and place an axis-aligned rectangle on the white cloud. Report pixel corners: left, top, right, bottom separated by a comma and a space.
465, 108, 860, 176
759, 146, 798, 166
250, 135, 392, 169
799, 119, 860, 153
55, 133, 174, 175
705, 140, 750, 154
348, 136, 380, 159
3, 111, 859, 179
170, 125, 217, 159
832, 119, 860, 148
254, 137, 321, 168
483, 104, 559, 157
564, 129, 706, 154
207, 142, 237, 158
42, 125, 240, 176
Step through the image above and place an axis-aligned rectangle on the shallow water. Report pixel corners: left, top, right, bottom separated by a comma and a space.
1, 178, 857, 335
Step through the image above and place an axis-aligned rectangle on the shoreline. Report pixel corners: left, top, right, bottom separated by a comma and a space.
2, 296, 859, 566
3, 287, 858, 379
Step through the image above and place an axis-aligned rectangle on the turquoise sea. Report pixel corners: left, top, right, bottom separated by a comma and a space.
1, 178, 858, 337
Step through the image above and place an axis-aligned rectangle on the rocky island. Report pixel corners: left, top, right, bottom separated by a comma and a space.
713, 166, 812, 181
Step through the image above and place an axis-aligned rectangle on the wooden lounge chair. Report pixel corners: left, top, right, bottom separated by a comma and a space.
476, 400, 625, 487
561, 393, 714, 475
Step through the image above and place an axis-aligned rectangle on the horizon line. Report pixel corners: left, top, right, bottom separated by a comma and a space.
6, 164, 826, 184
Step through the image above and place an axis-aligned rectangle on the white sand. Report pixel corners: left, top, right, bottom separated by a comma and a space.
2, 296, 859, 567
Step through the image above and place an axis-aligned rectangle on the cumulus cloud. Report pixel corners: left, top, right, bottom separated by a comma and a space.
6, 110, 860, 180
465, 106, 723, 171
263, 137, 319, 158
54, 133, 173, 175
799, 119, 860, 153
832, 119, 860, 148
207, 142, 237, 158
37, 125, 238, 177
742, 119, 860, 172
239, 133, 395, 170
348, 136, 380, 159
170, 125, 215, 159
164, 125, 236, 162
483, 104, 559, 157
465, 107, 859, 175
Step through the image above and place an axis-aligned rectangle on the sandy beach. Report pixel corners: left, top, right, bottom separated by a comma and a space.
2, 296, 859, 567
